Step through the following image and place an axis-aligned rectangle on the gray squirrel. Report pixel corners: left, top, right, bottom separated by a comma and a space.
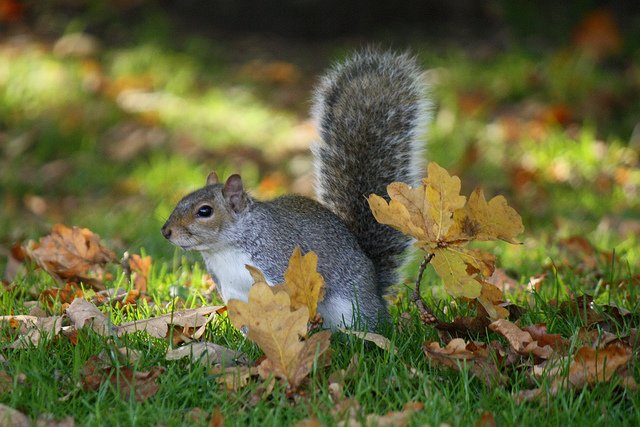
161, 49, 430, 329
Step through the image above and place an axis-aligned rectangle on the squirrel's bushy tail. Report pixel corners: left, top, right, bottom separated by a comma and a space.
312, 49, 430, 294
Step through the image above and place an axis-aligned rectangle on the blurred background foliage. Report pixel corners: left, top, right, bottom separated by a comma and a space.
1, 0, 639, 272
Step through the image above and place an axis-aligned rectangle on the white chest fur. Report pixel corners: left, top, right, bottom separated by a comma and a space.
200, 247, 256, 303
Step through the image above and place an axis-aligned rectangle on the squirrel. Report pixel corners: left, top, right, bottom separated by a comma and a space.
161, 49, 430, 329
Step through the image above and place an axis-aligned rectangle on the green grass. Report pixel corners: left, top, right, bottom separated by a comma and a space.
2, 4, 640, 426
2, 262, 639, 426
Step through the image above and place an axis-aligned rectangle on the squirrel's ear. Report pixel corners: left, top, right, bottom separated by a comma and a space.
206, 171, 219, 186
223, 174, 246, 213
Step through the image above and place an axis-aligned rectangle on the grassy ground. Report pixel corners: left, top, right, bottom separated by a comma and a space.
1, 5, 640, 426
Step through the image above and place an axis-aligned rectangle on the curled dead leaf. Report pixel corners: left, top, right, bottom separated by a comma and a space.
24, 224, 116, 288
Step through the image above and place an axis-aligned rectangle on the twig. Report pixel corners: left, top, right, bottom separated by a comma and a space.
411, 253, 440, 325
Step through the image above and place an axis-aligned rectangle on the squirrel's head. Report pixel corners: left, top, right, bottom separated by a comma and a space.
161, 172, 249, 251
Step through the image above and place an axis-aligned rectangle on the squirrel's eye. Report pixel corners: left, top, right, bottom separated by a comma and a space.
196, 205, 213, 218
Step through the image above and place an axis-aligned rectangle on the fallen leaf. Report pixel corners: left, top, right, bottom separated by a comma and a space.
129, 254, 151, 292
338, 329, 393, 352
1, 315, 63, 349
165, 342, 247, 366
214, 366, 259, 391
336, 401, 424, 427
518, 341, 635, 401
0, 371, 12, 394
477, 281, 510, 320
489, 319, 553, 359
228, 282, 331, 388
81, 355, 164, 402
475, 411, 496, 427
66, 298, 111, 335
424, 339, 506, 386
40, 282, 84, 312
521, 324, 569, 352
0, 404, 29, 427
24, 224, 116, 288
115, 305, 222, 338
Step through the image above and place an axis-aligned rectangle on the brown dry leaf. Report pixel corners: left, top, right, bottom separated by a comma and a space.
24, 224, 116, 288
214, 366, 260, 391
370, 162, 466, 245
40, 282, 84, 312
115, 305, 222, 338
368, 191, 425, 241
519, 342, 634, 402
475, 411, 497, 427
210, 408, 225, 427
129, 254, 151, 292
165, 342, 247, 366
338, 329, 393, 352
522, 324, 569, 352
424, 339, 506, 386
0, 404, 30, 427
489, 319, 553, 359
336, 401, 424, 427
66, 298, 111, 335
1, 315, 63, 349
287, 330, 332, 388
66, 298, 222, 339
448, 188, 524, 244
564, 345, 632, 388
81, 355, 164, 402
281, 247, 325, 318
2, 242, 26, 283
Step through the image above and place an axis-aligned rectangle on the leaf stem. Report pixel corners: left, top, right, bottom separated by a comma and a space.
411, 253, 440, 325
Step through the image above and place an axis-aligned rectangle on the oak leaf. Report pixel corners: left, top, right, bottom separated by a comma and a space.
423, 338, 506, 386
227, 283, 331, 388
81, 355, 164, 402
447, 188, 524, 243
368, 162, 523, 319
129, 254, 151, 292
281, 247, 325, 318
489, 319, 553, 359
165, 342, 247, 366
24, 224, 116, 288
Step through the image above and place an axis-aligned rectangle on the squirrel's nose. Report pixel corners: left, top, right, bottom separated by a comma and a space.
161, 225, 172, 239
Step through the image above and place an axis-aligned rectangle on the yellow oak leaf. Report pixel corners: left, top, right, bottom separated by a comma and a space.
386, 181, 431, 240
282, 247, 325, 318
459, 249, 496, 278
227, 283, 309, 382
422, 162, 466, 240
448, 188, 524, 243
368, 193, 426, 242
477, 281, 509, 320
257, 332, 331, 389
245, 264, 269, 284
430, 248, 481, 298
